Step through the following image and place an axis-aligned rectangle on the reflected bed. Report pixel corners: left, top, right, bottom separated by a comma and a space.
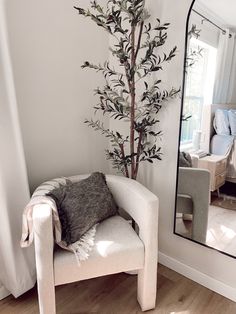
210, 104, 236, 183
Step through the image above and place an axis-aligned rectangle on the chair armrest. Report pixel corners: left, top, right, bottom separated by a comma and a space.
106, 175, 158, 227
104, 175, 158, 310
105, 175, 158, 266
33, 204, 54, 262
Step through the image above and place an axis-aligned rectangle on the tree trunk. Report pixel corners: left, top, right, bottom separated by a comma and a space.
130, 25, 136, 179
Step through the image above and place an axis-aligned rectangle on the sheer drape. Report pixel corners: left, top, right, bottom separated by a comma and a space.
0, 1, 36, 297
213, 29, 236, 103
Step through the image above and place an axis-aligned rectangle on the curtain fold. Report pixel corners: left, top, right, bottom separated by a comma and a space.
0, 0, 36, 297
213, 29, 236, 103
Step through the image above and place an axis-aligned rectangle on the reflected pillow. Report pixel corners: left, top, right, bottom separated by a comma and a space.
213, 109, 230, 135
179, 152, 192, 167
228, 110, 236, 135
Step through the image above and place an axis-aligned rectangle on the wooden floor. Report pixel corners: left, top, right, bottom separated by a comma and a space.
1, 264, 236, 314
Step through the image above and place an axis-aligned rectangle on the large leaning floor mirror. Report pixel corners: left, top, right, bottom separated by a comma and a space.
175, 0, 236, 257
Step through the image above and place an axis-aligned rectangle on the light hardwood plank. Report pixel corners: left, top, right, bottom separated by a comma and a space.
0, 265, 236, 314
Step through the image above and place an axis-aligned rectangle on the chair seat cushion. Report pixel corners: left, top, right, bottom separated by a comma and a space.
54, 216, 144, 286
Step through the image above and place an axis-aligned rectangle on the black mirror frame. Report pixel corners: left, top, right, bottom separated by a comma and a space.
173, 0, 236, 260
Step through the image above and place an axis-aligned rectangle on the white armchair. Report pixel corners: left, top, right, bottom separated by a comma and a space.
33, 175, 159, 314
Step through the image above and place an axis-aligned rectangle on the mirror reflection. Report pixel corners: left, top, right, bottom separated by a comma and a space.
175, 0, 236, 257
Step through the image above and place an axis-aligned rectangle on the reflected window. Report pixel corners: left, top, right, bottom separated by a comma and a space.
181, 38, 217, 147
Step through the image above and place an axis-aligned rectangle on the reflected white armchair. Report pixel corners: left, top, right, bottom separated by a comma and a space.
33, 175, 159, 313
177, 167, 210, 243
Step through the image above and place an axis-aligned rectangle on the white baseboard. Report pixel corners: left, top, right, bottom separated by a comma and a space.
0, 286, 10, 300
159, 252, 236, 302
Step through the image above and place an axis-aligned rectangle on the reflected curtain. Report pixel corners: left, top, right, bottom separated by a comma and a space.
213, 29, 236, 103
0, 1, 36, 297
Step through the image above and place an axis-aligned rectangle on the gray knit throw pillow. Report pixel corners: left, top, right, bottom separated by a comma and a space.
179, 152, 192, 167
47, 172, 118, 245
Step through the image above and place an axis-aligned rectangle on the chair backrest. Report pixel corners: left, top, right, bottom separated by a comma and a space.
69, 174, 158, 228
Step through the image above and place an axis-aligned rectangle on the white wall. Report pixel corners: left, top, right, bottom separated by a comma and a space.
5, 0, 110, 191
140, 0, 236, 299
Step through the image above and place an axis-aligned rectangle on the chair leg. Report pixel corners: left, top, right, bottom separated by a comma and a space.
137, 266, 157, 311
33, 205, 56, 314
37, 280, 56, 314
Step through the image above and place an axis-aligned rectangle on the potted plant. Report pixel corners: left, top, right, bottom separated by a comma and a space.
75, 0, 180, 180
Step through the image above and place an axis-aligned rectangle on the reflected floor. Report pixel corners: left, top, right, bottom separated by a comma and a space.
176, 204, 236, 257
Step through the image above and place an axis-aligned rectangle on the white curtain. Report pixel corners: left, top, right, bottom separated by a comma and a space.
0, 1, 36, 297
213, 29, 236, 103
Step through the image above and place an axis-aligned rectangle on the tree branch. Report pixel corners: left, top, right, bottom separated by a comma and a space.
134, 130, 143, 179
134, 21, 144, 61
119, 143, 129, 178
